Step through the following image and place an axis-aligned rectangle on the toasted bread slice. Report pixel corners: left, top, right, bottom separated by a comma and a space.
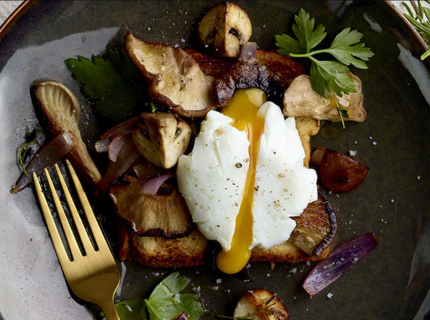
118, 192, 336, 267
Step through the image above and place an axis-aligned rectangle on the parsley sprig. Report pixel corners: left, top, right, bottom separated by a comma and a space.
276, 8, 374, 99
65, 48, 148, 122
101, 272, 280, 320
275, 9, 374, 126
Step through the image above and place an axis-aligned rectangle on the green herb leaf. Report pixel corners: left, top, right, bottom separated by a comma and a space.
275, 34, 302, 55
275, 8, 374, 98
100, 299, 148, 320
292, 8, 327, 53
325, 28, 374, 69
64, 49, 147, 122
100, 273, 204, 320
145, 272, 205, 320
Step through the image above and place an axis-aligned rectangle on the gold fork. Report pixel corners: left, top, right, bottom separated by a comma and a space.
33, 160, 120, 320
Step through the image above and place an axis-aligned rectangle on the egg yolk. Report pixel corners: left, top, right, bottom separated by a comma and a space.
217, 88, 267, 274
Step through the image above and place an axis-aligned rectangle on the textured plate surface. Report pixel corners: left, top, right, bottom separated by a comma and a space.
0, 1, 429, 319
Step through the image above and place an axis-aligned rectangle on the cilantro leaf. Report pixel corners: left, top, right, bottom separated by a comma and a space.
144, 272, 205, 320
64, 49, 147, 122
275, 8, 374, 99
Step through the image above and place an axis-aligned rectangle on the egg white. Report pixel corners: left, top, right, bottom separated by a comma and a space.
252, 102, 318, 249
177, 103, 318, 251
176, 111, 250, 251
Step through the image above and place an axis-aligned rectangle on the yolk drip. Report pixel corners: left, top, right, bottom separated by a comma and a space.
217, 88, 267, 274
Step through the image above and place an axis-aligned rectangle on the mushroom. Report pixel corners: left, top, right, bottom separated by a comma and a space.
234, 290, 289, 320
125, 32, 216, 117
132, 112, 191, 169
290, 191, 337, 256
109, 176, 194, 238
198, 2, 252, 58
32, 81, 101, 185
295, 117, 320, 168
211, 43, 306, 105
283, 73, 366, 122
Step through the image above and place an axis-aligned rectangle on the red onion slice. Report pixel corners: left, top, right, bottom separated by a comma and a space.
95, 115, 140, 153
11, 132, 75, 193
239, 42, 257, 60
303, 233, 379, 296
101, 116, 140, 140
95, 134, 142, 197
108, 135, 127, 162
141, 172, 175, 195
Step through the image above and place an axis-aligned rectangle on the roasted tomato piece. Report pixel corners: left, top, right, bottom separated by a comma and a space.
319, 149, 369, 193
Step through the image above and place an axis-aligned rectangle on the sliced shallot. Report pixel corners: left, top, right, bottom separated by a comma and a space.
95, 115, 140, 153
303, 233, 379, 296
11, 132, 75, 193
141, 172, 175, 195
96, 133, 142, 197
108, 135, 127, 162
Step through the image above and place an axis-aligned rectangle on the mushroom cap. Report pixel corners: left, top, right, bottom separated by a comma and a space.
110, 176, 194, 238
132, 112, 192, 169
198, 2, 252, 58
234, 289, 289, 320
32, 81, 101, 185
125, 32, 216, 117
283, 73, 367, 122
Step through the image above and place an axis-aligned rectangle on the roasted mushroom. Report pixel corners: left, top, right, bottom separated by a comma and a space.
319, 149, 369, 193
198, 2, 252, 58
290, 191, 337, 256
32, 81, 101, 186
132, 112, 191, 169
125, 32, 216, 117
283, 73, 366, 122
211, 43, 306, 105
295, 117, 320, 168
109, 176, 194, 238
234, 290, 289, 320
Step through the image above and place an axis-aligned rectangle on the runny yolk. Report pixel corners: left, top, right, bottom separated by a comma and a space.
217, 88, 267, 274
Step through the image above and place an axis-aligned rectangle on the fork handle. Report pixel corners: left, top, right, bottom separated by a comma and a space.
99, 301, 120, 320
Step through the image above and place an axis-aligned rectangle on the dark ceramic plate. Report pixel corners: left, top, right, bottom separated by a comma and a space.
1, 1, 430, 319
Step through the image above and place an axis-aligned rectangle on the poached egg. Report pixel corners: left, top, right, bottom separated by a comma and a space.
177, 88, 317, 274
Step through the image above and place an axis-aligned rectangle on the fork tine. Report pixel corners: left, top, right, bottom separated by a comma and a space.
33, 172, 71, 268
65, 160, 110, 253
54, 164, 94, 255
44, 168, 82, 260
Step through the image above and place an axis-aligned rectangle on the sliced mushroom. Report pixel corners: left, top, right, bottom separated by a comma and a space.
211, 44, 306, 105
234, 290, 289, 320
198, 2, 252, 58
32, 81, 101, 185
295, 117, 320, 168
290, 191, 337, 256
125, 32, 216, 117
283, 73, 366, 122
109, 176, 194, 238
132, 112, 191, 169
